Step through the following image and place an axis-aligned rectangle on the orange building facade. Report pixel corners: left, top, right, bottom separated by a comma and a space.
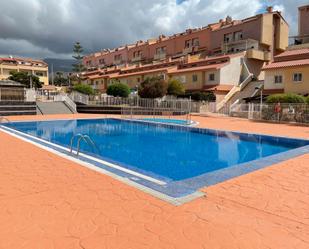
82, 8, 290, 105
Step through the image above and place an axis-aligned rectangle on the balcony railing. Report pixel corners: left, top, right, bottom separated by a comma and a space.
154, 53, 166, 60
131, 55, 142, 62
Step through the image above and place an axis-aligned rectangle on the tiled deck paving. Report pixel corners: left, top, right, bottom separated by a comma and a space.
0, 114, 308, 249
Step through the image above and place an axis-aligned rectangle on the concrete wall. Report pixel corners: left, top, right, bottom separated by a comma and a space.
264, 69, 285, 90
299, 5, 309, 36
220, 56, 242, 86
275, 17, 289, 51
260, 13, 273, 46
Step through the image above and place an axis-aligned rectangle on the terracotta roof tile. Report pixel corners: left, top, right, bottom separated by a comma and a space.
276, 49, 309, 57
263, 89, 284, 94
203, 84, 234, 92
169, 63, 227, 74
262, 59, 309, 70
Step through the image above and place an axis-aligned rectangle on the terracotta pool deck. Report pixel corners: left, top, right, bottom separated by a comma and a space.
0, 114, 309, 249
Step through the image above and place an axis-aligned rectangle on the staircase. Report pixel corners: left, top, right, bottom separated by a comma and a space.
37, 101, 75, 115
216, 58, 254, 112
0, 101, 37, 116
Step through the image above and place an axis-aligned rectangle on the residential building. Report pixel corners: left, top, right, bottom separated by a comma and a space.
82, 7, 289, 106
0, 57, 49, 85
84, 7, 288, 69
263, 4, 309, 96
263, 46, 309, 95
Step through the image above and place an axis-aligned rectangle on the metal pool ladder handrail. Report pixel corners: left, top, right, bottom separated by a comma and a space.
0, 117, 10, 123
70, 133, 97, 156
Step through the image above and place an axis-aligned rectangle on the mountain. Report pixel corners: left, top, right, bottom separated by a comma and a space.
44, 58, 75, 73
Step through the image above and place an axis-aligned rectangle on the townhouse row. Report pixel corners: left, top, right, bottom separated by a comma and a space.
83, 7, 288, 70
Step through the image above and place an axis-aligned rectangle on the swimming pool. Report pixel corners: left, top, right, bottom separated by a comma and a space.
2, 118, 309, 202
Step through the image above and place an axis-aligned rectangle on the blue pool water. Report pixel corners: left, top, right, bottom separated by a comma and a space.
141, 118, 191, 125
3, 118, 309, 183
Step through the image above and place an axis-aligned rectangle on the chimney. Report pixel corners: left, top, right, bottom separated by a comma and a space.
226, 16, 232, 24
266, 6, 273, 13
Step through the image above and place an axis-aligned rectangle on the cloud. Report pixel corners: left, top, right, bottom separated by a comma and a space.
0, 0, 306, 59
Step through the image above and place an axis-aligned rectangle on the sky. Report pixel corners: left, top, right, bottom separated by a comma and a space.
0, 0, 308, 59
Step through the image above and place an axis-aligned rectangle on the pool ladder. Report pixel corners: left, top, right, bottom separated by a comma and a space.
69, 134, 96, 156
0, 117, 10, 123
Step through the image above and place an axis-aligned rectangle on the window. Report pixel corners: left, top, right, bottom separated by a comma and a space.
192, 38, 199, 47
224, 33, 233, 43
293, 73, 302, 82
35, 72, 44, 77
185, 40, 191, 48
133, 51, 142, 58
99, 59, 105, 65
192, 74, 198, 82
208, 73, 215, 81
158, 74, 166, 80
234, 31, 243, 41
274, 75, 282, 84
156, 47, 166, 54
185, 38, 199, 49
114, 54, 122, 61
137, 77, 140, 83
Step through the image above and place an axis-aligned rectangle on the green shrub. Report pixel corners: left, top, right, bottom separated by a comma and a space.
179, 91, 216, 101
167, 79, 185, 96
73, 83, 95, 95
306, 96, 309, 104
138, 76, 167, 98
107, 82, 130, 97
266, 93, 305, 103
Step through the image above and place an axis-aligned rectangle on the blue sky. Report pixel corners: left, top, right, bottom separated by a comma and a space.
0, 0, 306, 58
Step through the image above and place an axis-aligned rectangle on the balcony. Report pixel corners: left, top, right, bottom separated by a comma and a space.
114, 59, 123, 65
154, 53, 166, 60
246, 49, 271, 61
222, 38, 259, 54
182, 46, 199, 55
131, 55, 142, 62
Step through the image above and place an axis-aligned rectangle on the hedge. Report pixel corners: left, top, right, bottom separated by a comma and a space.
73, 83, 95, 95
266, 93, 306, 103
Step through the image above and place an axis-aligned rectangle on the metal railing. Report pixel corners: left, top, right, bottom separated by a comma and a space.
53, 94, 77, 113
121, 107, 192, 123
69, 134, 97, 156
69, 91, 89, 105
0, 117, 10, 123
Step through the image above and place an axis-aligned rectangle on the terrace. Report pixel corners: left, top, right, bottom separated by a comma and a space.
0, 113, 308, 248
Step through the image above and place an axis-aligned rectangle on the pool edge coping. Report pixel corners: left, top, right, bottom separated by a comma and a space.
0, 125, 205, 206
1, 116, 309, 205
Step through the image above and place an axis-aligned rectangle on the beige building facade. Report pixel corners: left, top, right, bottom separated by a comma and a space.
0, 57, 49, 86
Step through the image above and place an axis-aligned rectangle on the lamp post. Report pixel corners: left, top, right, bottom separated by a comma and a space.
255, 85, 263, 118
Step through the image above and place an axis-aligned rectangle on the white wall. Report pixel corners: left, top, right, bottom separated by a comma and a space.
219, 56, 242, 86
264, 70, 284, 90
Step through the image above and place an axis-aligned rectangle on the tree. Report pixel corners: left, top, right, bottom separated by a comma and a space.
72, 42, 85, 83
107, 82, 130, 97
138, 76, 167, 98
167, 78, 185, 96
73, 83, 95, 95
8, 71, 42, 88
54, 71, 68, 86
